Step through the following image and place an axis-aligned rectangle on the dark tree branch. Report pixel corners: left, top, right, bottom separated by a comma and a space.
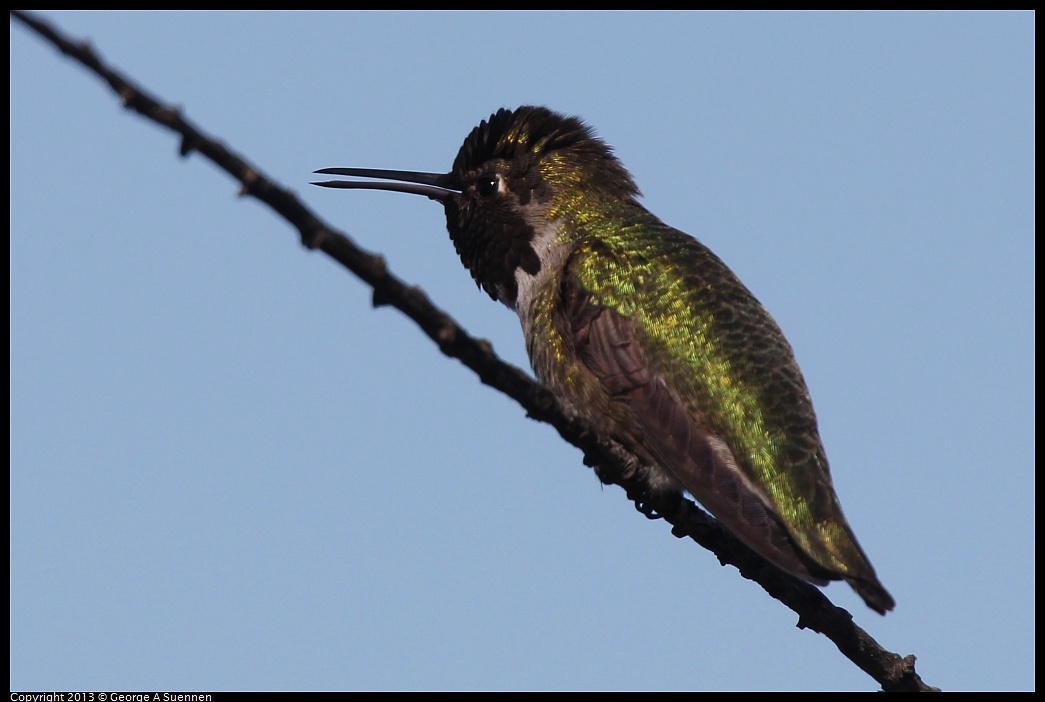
10, 10, 938, 692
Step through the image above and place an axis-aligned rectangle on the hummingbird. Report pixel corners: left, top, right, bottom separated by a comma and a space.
313, 106, 895, 614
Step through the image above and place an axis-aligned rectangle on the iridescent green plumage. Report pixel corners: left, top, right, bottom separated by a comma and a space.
314, 105, 894, 614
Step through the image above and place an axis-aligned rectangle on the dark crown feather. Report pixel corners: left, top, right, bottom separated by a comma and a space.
451, 106, 640, 200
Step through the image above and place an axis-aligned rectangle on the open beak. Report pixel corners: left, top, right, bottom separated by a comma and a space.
312, 167, 457, 203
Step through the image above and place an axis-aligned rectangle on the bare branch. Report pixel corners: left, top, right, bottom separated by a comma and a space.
10, 10, 938, 692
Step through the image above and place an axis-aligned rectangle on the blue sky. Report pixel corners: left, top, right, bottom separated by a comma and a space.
10, 11, 1034, 691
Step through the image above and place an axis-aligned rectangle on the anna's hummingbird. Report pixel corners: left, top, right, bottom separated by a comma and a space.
314, 106, 894, 614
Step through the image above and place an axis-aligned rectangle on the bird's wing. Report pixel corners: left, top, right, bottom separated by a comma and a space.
560, 239, 831, 583
559, 235, 894, 612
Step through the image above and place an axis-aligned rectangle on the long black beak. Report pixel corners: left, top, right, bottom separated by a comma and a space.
312, 167, 456, 203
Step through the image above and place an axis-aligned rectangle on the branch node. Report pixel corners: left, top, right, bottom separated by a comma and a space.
435, 320, 456, 347
178, 134, 198, 158
300, 226, 329, 250
237, 167, 259, 192
117, 85, 136, 107
373, 284, 396, 309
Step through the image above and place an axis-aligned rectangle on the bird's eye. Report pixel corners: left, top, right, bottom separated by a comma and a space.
476, 175, 499, 198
